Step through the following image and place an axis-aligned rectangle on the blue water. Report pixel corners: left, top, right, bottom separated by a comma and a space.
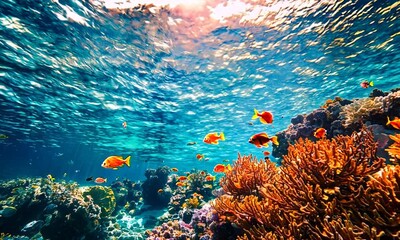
0, 0, 399, 182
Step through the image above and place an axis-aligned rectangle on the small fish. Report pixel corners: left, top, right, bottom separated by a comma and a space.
205, 175, 216, 181
252, 109, 273, 124
192, 193, 203, 199
171, 167, 178, 172
213, 164, 229, 173
157, 189, 163, 193
94, 177, 107, 184
203, 132, 225, 145
122, 121, 127, 128
186, 141, 197, 146
249, 133, 279, 148
63, 173, 67, 178
101, 156, 131, 169
86, 176, 94, 182
360, 80, 374, 88
196, 154, 205, 160
248, 122, 254, 126
178, 176, 187, 181
263, 151, 270, 156
314, 128, 327, 139
200, 171, 206, 175
387, 116, 400, 130
222, 159, 229, 163
0, 134, 9, 139
204, 184, 213, 189
204, 158, 210, 161
47, 174, 55, 182
176, 182, 185, 187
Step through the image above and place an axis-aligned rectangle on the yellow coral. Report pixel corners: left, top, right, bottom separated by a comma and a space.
182, 196, 200, 209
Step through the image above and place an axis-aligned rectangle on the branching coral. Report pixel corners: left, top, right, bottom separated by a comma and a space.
213, 127, 398, 239
220, 153, 277, 198
386, 134, 400, 164
340, 97, 384, 127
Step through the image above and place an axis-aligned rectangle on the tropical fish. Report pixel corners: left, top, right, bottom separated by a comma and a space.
205, 175, 216, 181
196, 154, 205, 160
213, 164, 231, 173
192, 193, 203, 199
178, 176, 187, 181
203, 132, 225, 144
360, 80, 373, 88
187, 141, 197, 145
157, 189, 163, 193
122, 121, 127, 128
176, 182, 185, 187
263, 151, 270, 156
171, 168, 179, 172
249, 133, 279, 148
314, 128, 327, 138
94, 177, 107, 184
101, 156, 131, 169
200, 171, 206, 175
63, 173, 67, 178
222, 159, 229, 163
387, 116, 400, 130
47, 174, 55, 182
252, 108, 273, 124
86, 176, 94, 182
0, 134, 9, 139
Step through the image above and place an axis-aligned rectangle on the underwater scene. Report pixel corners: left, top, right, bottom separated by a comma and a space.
1, 0, 400, 239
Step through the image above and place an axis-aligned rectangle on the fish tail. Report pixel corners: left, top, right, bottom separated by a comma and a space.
125, 156, 131, 167
271, 136, 279, 145
369, 81, 374, 86
220, 132, 225, 141
387, 116, 391, 125
105, 178, 107, 182
252, 108, 259, 119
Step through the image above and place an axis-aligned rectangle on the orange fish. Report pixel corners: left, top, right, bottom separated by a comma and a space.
387, 117, 400, 130
213, 164, 230, 173
157, 189, 163, 193
176, 182, 185, 187
200, 171, 206, 175
101, 156, 131, 169
249, 133, 279, 148
122, 121, 127, 128
263, 151, 270, 156
252, 108, 273, 124
196, 154, 205, 160
178, 176, 187, 181
314, 128, 327, 139
203, 132, 225, 144
94, 177, 107, 184
171, 168, 178, 172
205, 175, 216, 181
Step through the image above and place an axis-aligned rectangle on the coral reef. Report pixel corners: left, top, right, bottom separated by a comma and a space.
0, 178, 107, 239
141, 166, 171, 207
273, 88, 400, 159
212, 127, 400, 239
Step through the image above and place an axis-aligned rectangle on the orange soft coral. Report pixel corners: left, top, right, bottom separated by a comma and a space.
386, 134, 400, 164
220, 153, 277, 198
213, 127, 397, 239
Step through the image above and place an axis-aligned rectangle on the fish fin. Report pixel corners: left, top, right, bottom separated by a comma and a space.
369, 81, 374, 86
259, 118, 267, 124
105, 178, 107, 182
252, 109, 259, 119
395, 117, 399, 120
271, 136, 279, 145
220, 132, 225, 141
387, 116, 391, 125
261, 142, 269, 148
125, 156, 131, 167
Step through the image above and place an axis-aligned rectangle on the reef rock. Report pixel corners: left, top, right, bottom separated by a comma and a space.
82, 186, 116, 218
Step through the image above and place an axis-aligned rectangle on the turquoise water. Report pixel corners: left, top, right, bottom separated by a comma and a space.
0, 0, 399, 181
